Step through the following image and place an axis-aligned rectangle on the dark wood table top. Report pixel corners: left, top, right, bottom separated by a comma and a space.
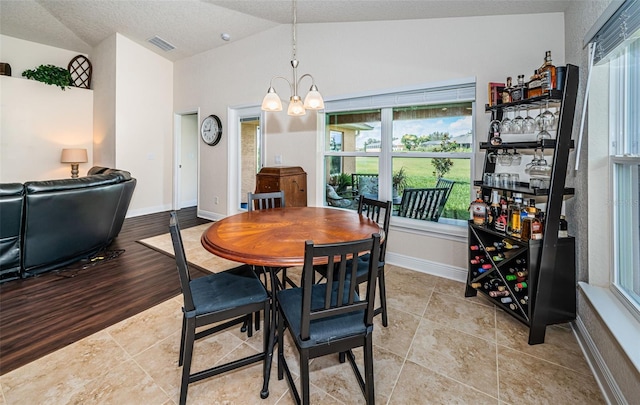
201, 207, 382, 267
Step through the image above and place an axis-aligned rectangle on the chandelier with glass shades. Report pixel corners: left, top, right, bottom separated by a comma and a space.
261, 0, 324, 116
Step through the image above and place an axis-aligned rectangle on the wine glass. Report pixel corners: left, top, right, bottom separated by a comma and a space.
540, 100, 555, 131
512, 106, 524, 134
525, 149, 542, 175
511, 149, 522, 166
536, 101, 554, 141
500, 107, 512, 134
523, 106, 536, 134
489, 118, 502, 145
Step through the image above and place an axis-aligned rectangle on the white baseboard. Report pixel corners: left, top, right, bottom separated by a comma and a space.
126, 203, 172, 218
197, 209, 226, 222
573, 315, 627, 405
385, 251, 467, 283
179, 199, 197, 209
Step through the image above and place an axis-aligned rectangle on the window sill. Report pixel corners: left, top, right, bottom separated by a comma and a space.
390, 216, 467, 242
578, 282, 640, 372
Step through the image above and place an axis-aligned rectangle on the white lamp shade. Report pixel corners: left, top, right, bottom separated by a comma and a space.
61, 148, 88, 163
303, 89, 324, 110
287, 96, 306, 116
261, 92, 283, 111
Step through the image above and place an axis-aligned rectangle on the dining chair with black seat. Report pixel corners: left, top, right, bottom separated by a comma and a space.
316, 195, 392, 327
277, 234, 381, 405
169, 211, 271, 405
248, 190, 298, 290
247, 190, 285, 211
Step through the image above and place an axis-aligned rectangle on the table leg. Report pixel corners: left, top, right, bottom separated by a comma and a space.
260, 266, 280, 399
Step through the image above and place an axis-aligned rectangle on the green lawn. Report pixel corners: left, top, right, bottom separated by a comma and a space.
355, 157, 471, 219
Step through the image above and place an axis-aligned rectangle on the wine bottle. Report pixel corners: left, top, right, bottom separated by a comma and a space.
558, 215, 569, 238
483, 278, 502, 290
528, 70, 542, 98
539, 51, 557, 94
502, 76, 513, 103
507, 193, 523, 236
510, 74, 526, 102
470, 190, 489, 226
531, 216, 544, 240
514, 282, 528, 291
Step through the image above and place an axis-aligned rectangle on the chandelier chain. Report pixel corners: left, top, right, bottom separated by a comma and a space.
292, 0, 297, 60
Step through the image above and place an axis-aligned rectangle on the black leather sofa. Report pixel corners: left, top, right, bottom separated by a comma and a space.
0, 167, 136, 282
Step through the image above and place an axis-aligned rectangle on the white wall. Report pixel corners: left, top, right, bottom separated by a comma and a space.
0, 36, 93, 182
92, 34, 117, 167
0, 35, 81, 79
174, 13, 565, 272
114, 34, 174, 216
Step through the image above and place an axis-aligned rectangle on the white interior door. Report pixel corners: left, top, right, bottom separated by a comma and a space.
174, 112, 198, 209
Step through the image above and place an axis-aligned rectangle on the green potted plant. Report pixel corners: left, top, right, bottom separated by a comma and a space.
330, 173, 352, 195
22, 64, 72, 90
392, 167, 408, 197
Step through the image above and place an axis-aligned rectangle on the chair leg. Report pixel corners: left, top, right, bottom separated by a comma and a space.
339, 351, 346, 363
300, 350, 310, 405
179, 317, 196, 405
378, 267, 389, 327
178, 314, 187, 366
254, 310, 260, 331
364, 336, 375, 405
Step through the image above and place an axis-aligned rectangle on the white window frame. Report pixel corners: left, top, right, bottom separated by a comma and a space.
320, 78, 476, 240
608, 35, 640, 319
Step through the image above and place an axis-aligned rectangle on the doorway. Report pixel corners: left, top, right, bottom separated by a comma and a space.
174, 112, 199, 209
239, 116, 261, 209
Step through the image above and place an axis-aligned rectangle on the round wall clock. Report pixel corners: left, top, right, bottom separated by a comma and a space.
200, 115, 222, 146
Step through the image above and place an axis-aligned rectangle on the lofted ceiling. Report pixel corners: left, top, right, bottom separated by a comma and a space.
0, 0, 572, 62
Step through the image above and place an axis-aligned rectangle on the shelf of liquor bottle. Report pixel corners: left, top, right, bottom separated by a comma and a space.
472, 181, 575, 196
485, 90, 563, 112
470, 221, 575, 244
479, 139, 574, 150
470, 284, 530, 323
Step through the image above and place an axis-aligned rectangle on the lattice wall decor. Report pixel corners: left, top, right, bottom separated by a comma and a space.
68, 55, 92, 89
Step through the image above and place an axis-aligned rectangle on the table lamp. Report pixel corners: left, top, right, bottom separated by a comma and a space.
60, 148, 88, 178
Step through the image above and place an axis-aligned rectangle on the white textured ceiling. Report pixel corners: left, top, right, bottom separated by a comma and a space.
0, 0, 572, 62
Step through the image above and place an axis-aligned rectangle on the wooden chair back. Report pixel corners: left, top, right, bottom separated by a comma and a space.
299, 234, 380, 341
169, 211, 195, 312
248, 191, 285, 211
357, 195, 391, 261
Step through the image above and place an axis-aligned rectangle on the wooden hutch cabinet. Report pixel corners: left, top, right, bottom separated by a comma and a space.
255, 166, 307, 207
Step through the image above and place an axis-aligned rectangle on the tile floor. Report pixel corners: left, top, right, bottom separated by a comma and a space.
0, 264, 605, 404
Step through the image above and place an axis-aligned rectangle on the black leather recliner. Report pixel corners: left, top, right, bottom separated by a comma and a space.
0, 168, 136, 280
0, 183, 25, 282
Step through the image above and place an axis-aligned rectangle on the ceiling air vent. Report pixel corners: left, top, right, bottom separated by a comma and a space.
148, 36, 175, 52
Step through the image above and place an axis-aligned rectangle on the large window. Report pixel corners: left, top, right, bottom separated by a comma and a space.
609, 34, 640, 314
589, 0, 640, 316
322, 81, 475, 228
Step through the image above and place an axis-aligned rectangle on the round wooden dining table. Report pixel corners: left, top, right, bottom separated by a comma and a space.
201, 206, 382, 268
200, 206, 382, 399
